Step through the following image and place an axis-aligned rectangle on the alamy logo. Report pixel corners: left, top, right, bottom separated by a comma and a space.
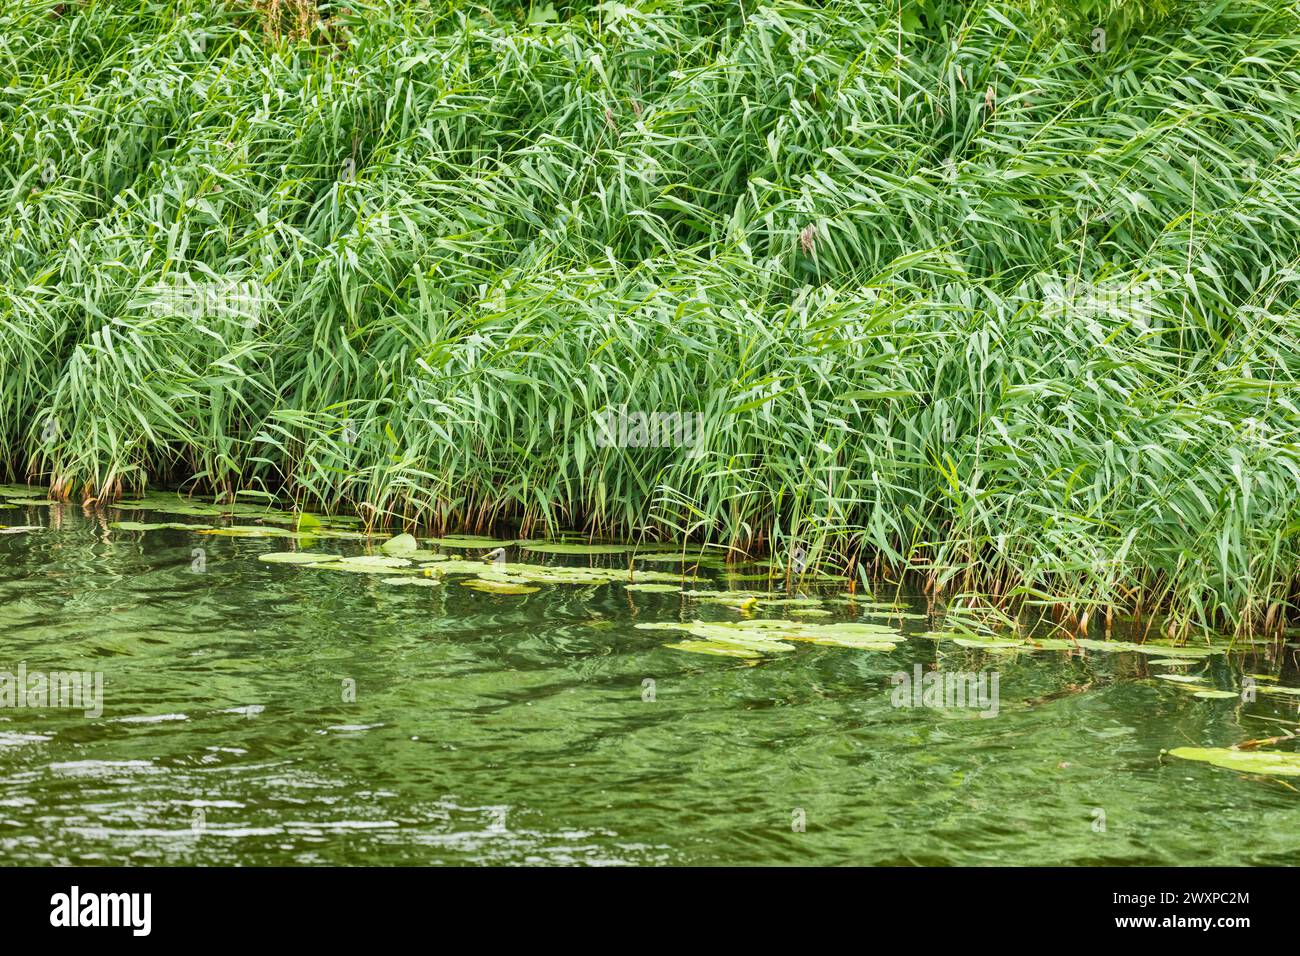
890, 664, 999, 718
0, 664, 103, 718
50, 886, 151, 936
593, 405, 704, 454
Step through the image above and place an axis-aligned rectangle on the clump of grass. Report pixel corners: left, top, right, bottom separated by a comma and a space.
0, 0, 1297, 638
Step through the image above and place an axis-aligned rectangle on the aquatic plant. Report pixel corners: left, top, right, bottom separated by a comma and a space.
1, 0, 1298, 636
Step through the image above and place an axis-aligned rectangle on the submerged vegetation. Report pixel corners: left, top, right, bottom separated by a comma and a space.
2, 0, 1299, 638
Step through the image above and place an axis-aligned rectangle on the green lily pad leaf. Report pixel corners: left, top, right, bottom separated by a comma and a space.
0, 525, 42, 534
1247, 673, 1280, 681
427, 536, 517, 548
522, 542, 632, 554
789, 608, 833, 616
197, 525, 297, 538
307, 555, 414, 573
313, 529, 375, 540
0, 485, 43, 497
1075, 639, 1225, 658
145, 502, 235, 517
642, 619, 898, 653
296, 511, 323, 534
1191, 690, 1238, 699
257, 552, 334, 564
110, 521, 215, 532
624, 583, 682, 593
383, 576, 441, 586
5, 497, 56, 505
1156, 674, 1205, 683
1149, 658, 1200, 666
952, 637, 1025, 649
462, 579, 539, 594
1259, 685, 1300, 696
379, 533, 419, 555
1022, 638, 1079, 650
667, 640, 766, 658
1168, 747, 1300, 776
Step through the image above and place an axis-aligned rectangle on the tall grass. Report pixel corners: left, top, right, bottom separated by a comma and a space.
1, 0, 1298, 635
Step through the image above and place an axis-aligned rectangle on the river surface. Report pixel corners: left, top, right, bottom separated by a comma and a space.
0, 501, 1297, 865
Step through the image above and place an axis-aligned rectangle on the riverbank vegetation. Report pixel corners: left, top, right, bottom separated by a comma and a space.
2, 0, 1298, 637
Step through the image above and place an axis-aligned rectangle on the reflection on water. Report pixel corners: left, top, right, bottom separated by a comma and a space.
0, 503, 1297, 865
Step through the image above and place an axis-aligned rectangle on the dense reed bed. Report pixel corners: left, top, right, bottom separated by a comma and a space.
2, 0, 1298, 635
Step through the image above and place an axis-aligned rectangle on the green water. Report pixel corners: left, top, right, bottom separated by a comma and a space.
0, 505, 1297, 866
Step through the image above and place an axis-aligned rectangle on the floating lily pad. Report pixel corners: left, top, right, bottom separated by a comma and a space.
1191, 690, 1238, 699
1075, 638, 1225, 658
307, 555, 414, 573
256, 552, 334, 564
0, 525, 42, 534
789, 608, 833, 616
1021, 638, 1079, 650
4, 497, 56, 506
624, 583, 682, 593
0, 485, 43, 497
642, 619, 898, 654
522, 542, 632, 555
1156, 674, 1206, 683
1259, 685, 1300, 697
427, 536, 517, 548
668, 641, 765, 658
383, 576, 441, 586
197, 525, 297, 538
110, 521, 214, 532
461, 579, 539, 594
952, 637, 1025, 649
1149, 658, 1200, 666
1168, 747, 1300, 776
379, 533, 419, 555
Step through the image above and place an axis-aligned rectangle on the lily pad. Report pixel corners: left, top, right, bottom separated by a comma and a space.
379, 533, 419, 555
1259, 685, 1300, 697
641, 619, 898, 653
257, 552, 335, 565
0, 485, 43, 497
668, 641, 766, 658
307, 555, 415, 573
1075, 638, 1225, 658
426, 536, 517, 548
461, 579, 539, 595
952, 637, 1025, 649
624, 583, 682, 593
522, 542, 632, 555
1191, 690, 1238, 699
1156, 674, 1206, 683
0, 525, 42, 534
1149, 658, 1200, 666
197, 525, 297, 538
383, 576, 441, 586
1168, 746, 1300, 776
